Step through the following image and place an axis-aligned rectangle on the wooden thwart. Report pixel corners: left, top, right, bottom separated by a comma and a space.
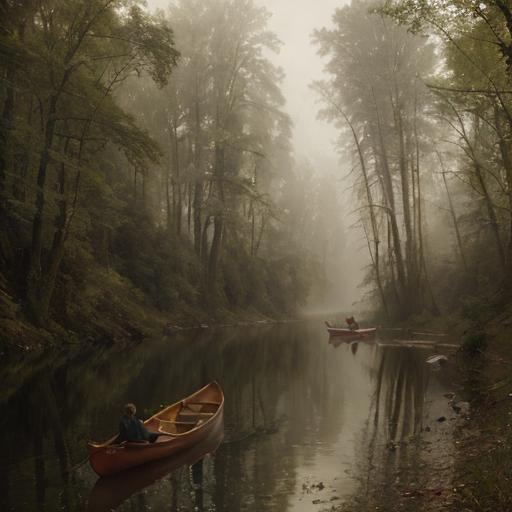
179, 411, 215, 417
159, 419, 197, 425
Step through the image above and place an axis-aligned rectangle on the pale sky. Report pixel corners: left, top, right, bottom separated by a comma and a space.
145, 0, 346, 161
257, 0, 345, 161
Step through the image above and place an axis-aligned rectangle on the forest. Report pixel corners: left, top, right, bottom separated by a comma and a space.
4, 1, 512, 512
2, 0, 512, 344
314, 0, 512, 324
0, 0, 344, 343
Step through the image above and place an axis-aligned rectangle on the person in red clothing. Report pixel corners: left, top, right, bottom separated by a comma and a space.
345, 316, 359, 331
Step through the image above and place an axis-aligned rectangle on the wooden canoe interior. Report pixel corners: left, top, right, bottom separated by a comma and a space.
150, 400, 221, 437
145, 383, 223, 439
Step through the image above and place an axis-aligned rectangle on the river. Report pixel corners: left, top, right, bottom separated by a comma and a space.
0, 319, 460, 511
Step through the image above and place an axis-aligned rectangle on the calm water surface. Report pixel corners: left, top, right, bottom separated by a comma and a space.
0, 320, 459, 511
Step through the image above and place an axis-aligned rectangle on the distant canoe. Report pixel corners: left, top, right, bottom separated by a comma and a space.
325, 321, 377, 338
88, 382, 224, 477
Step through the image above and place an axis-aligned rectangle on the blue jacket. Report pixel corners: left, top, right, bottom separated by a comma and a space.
119, 415, 151, 442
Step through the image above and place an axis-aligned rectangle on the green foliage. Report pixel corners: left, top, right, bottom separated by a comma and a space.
0, 0, 316, 336
112, 211, 202, 311
461, 331, 488, 355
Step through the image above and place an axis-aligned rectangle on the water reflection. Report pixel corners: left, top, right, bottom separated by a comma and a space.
0, 320, 457, 511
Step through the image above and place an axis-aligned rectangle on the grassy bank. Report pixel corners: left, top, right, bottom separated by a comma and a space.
0, 260, 286, 352
386, 307, 512, 512
447, 309, 512, 512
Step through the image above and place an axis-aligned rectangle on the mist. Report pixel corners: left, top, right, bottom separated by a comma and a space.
145, 0, 365, 315
4, 1, 512, 510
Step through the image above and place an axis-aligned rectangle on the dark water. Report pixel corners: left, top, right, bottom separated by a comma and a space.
0, 320, 459, 511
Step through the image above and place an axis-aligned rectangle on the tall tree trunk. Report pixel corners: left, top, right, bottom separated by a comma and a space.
166, 157, 172, 231
437, 153, 467, 270
449, 101, 506, 269
32, 139, 72, 319
26, 93, 59, 324
201, 215, 211, 281
373, 103, 407, 308
331, 102, 388, 317
473, 158, 505, 268
194, 183, 203, 256
172, 123, 182, 237
13, 95, 34, 202
494, 104, 512, 282
396, 107, 415, 281
193, 77, 203, 256
250, 201, 255, 256
208, 216, 223, 293
207, 143, 225, 294
187, 182, 192, 236
0, 63, 16, 195
387, 214, 401, 311
254, 212, 267, 257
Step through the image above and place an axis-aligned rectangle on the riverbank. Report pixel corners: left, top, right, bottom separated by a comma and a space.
324, 308, 512, 512
0, 265, 289, 353
447, 312, 512, 512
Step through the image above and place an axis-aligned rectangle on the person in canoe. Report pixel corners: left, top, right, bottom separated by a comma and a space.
119, 403, 160, 443
345, 316, 359, 331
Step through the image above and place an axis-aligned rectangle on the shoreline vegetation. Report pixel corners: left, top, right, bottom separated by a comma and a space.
0, 0, 328, 352
0, 281, 298, 353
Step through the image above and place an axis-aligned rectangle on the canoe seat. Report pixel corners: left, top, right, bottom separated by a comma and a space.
159, 419, 197, 426
158, 418, 198, 435
179, 411, 214, 417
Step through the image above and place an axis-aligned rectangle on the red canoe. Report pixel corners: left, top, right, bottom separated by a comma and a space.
325, 321, 377, 338
88, 381, 224, 477
87, 419, 224, 511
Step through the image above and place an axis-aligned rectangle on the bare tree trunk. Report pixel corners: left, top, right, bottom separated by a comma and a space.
474, 158, 505, 268
208, 216, 223, 293
0, 63, 16, 195
316, 88, 389, 317
194, 183, 203, 256
166, 157, 172, 231
133, 167, 138, 202
193, 84, 203, 256
172, 123, 182, 237
345, 113, 388, 318
141, 167, 146, 208
254, 212, 267, 257
448, 99, 506, 269
187, 182, 192, 236
387, 215, 401, 310
208, 143, 225, 294
494, 104, 512, 279
396, 107, 415, 285
250, 201, 255, 256
26, 93, 59, 324
437, 153, 467, 270
13, 95, 34, 202
362, 218, 389, 317
201, 215, 211, 281
374, 101, 407, 306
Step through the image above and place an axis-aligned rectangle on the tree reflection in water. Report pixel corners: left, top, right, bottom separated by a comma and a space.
346, 345, 455, 512
0, 321, 455, 512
